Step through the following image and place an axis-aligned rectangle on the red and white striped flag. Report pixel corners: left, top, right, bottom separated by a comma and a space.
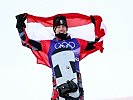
25, 13, 106, 67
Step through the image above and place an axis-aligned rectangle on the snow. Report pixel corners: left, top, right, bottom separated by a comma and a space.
0, 0, 133, 100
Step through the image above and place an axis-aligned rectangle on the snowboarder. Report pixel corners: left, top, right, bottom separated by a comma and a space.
16, 13, 105, 100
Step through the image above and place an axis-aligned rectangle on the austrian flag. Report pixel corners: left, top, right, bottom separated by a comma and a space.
25, 13, 106, 67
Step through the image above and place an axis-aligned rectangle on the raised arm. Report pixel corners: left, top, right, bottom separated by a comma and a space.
16, 13, 42, 50
85, 15, 105, 50
85, 37, 100, 50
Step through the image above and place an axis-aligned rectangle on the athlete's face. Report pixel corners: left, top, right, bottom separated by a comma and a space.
55, 25, 67, 34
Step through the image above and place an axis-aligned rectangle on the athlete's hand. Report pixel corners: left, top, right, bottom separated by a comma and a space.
16, 13, 27, 28
90, 15, 96, 26
16, 13, 27, 22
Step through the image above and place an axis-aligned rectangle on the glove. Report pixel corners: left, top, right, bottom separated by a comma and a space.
16, 13, 27, 28
16, 13, 27, 22
90, 15, 96, 26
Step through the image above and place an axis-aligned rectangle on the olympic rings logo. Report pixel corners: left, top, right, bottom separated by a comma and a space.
54, 41, 75, 49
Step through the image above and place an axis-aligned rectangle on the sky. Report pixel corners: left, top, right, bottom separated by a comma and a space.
0, 0, 133, 100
